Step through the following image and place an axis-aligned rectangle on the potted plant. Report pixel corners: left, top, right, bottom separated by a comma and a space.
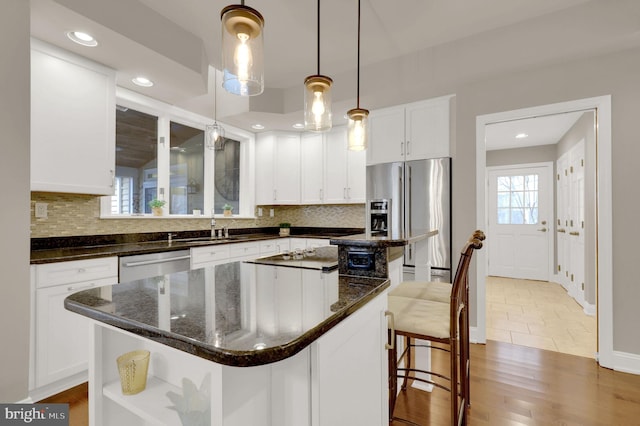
279, 222, 291, 237
149, 199, 166, 216
223, 203, 233, 217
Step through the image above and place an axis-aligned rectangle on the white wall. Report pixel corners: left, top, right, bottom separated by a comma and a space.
0, 0, 31, 402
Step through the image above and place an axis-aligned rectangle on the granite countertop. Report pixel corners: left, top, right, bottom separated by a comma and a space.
245, 246, 338, 271
329, 229, 439, 248
65, 261, 389, 367
31, 227, 363, 264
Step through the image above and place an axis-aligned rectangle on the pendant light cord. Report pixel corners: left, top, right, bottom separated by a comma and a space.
356, 0, 361, 109
317, 0, 321, 75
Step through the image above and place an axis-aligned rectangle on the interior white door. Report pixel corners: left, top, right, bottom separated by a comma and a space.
569, 140, 586, 304
556, 152, 571, 289
488, 163, 553, 281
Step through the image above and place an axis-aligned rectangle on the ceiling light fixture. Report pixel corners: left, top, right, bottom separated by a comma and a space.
251, 124, 265, 130
303, 0, 332, 132
206, 71, 226, 150
515, 133, 529, 139
131, 76, 154, 87
292, 123, 305, 130
347, 0, 369, 151
66, 31, 98, 47
221, 1, 265, 96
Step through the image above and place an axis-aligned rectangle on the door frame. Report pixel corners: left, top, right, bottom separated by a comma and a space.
474, 95, 613, 369
486, 162, 555, 281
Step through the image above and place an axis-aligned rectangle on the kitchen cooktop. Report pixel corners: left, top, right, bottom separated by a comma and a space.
245, 246, 338, 271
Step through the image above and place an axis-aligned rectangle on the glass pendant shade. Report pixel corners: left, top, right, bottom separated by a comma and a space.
304, 75, 332, 132
206, 123, 226, 150
221, 5, 264, 96
347, 108, 369, 151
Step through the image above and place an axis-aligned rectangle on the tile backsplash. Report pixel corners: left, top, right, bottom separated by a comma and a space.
30, 192, 366, 237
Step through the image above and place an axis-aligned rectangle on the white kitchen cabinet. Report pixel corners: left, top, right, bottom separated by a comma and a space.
301, 133, 325, 204
191, 245, 231, 269
367, 96, 452, 166
255, 132, 301, 205
311, 290, 388, 426
288, 238, 330, 251
191, 239, 284, 269
31, 39, 116, 195
228, 241, 260, 261
31, 257, 118, 400
324, 126, 366, 204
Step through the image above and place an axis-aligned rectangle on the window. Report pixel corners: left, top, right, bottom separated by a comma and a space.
496, 174, 539, 224
103, 92, 253, 218
169, 122, 205, 214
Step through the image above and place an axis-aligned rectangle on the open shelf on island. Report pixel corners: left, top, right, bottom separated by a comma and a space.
103, 376, 182, 425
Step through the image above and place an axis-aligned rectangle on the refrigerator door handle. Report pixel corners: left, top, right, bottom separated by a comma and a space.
407, 164, 412, 236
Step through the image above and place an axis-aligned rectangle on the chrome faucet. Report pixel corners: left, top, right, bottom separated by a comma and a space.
210, 212, 216, 238
168, 232, 175, 244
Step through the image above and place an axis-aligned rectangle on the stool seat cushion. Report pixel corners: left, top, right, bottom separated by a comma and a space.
388, 295, 450, 339
389, 281, 452, 303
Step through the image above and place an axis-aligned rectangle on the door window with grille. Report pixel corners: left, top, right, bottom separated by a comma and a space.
496, 174, 539, 225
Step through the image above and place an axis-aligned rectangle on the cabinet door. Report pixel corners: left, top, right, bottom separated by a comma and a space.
301, 133, 324, 204
367, 106, 405, 165
31, 41, 115, 195
347, 147, 366, 203
311, 293, 387, 426
35, 278, 114, 387
324, 128, 349, 203
405, 97, 450, 160
255, 134, 275, 205
274, 134, 301, 204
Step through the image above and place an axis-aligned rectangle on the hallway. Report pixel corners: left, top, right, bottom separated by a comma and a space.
485, 276, 596, 358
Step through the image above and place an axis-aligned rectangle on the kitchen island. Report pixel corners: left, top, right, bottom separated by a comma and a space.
65, 254, 390, 426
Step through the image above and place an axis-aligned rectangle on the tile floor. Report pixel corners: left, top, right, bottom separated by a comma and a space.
485, 276, 597, 358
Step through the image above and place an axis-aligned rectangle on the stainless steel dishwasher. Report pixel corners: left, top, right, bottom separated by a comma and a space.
119, 250, 191, 282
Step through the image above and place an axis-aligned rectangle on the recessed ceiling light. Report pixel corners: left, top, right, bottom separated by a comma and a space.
132, 76, 154, 87
515, 133, 529, 139
292, 123, 304, 129
66, 31, 98, 47
251, 124, 265, 130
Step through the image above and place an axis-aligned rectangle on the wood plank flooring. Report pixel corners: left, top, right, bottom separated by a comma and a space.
41, 341, 640, 426
392, 341, 640, 425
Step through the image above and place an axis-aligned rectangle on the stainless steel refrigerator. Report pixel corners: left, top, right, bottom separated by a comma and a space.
366, 158, 452, 281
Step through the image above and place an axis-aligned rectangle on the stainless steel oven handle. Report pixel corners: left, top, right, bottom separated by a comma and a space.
122, 255, 191, 267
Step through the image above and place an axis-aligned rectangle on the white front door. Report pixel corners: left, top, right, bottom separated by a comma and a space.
488, 163, 553, 281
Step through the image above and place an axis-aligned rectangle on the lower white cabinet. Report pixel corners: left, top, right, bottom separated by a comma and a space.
191, 238, 286, 269
289, 238, 330, 251
31, 257, 118, 399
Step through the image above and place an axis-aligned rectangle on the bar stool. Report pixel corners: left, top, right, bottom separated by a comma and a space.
387, 236, 483, 426
389, 230, 485, 410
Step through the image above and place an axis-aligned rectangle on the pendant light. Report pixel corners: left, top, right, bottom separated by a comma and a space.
347, 0, 369, 151
221, 1, 265, 96
206, 71, 226, 150
304, 0, 332, 132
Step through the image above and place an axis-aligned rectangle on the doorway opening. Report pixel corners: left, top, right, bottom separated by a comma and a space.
474, 96, 613, 368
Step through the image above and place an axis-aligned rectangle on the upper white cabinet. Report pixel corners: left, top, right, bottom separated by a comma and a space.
256, 132, 301, 205
299, 126, 365, 205
367, 95, 453, 165
31, 39, 116, 195
300, 133, 324, 204
324, 126, 366, 204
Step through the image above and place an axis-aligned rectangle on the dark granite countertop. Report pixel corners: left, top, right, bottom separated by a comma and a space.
65, 261, 389, 367
329, 229, 438, 248
245, 246, 339, 271
31, 227, 363, 264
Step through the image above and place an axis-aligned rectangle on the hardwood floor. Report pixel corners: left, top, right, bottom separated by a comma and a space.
392, 341, 640, 426
42, 341, 640, 426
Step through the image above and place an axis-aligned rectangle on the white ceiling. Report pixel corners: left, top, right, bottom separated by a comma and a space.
485, 111, 586, 151
29, 0, 640, 137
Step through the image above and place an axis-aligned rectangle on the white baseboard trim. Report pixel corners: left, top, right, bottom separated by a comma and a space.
583, 302, 596, 316
16, 396, 34, 403
613, 351, 640, 375
470, 326, 484, 344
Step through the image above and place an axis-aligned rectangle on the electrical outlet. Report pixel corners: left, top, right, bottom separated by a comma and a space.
270, 208, 274, 217
258, 207, 263, 217
35, 203, 48, 218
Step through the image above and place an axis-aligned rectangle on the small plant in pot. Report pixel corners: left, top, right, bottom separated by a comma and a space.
149, 199, 166, 216
279, 222, 291, 237
223, 203, 233, 217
